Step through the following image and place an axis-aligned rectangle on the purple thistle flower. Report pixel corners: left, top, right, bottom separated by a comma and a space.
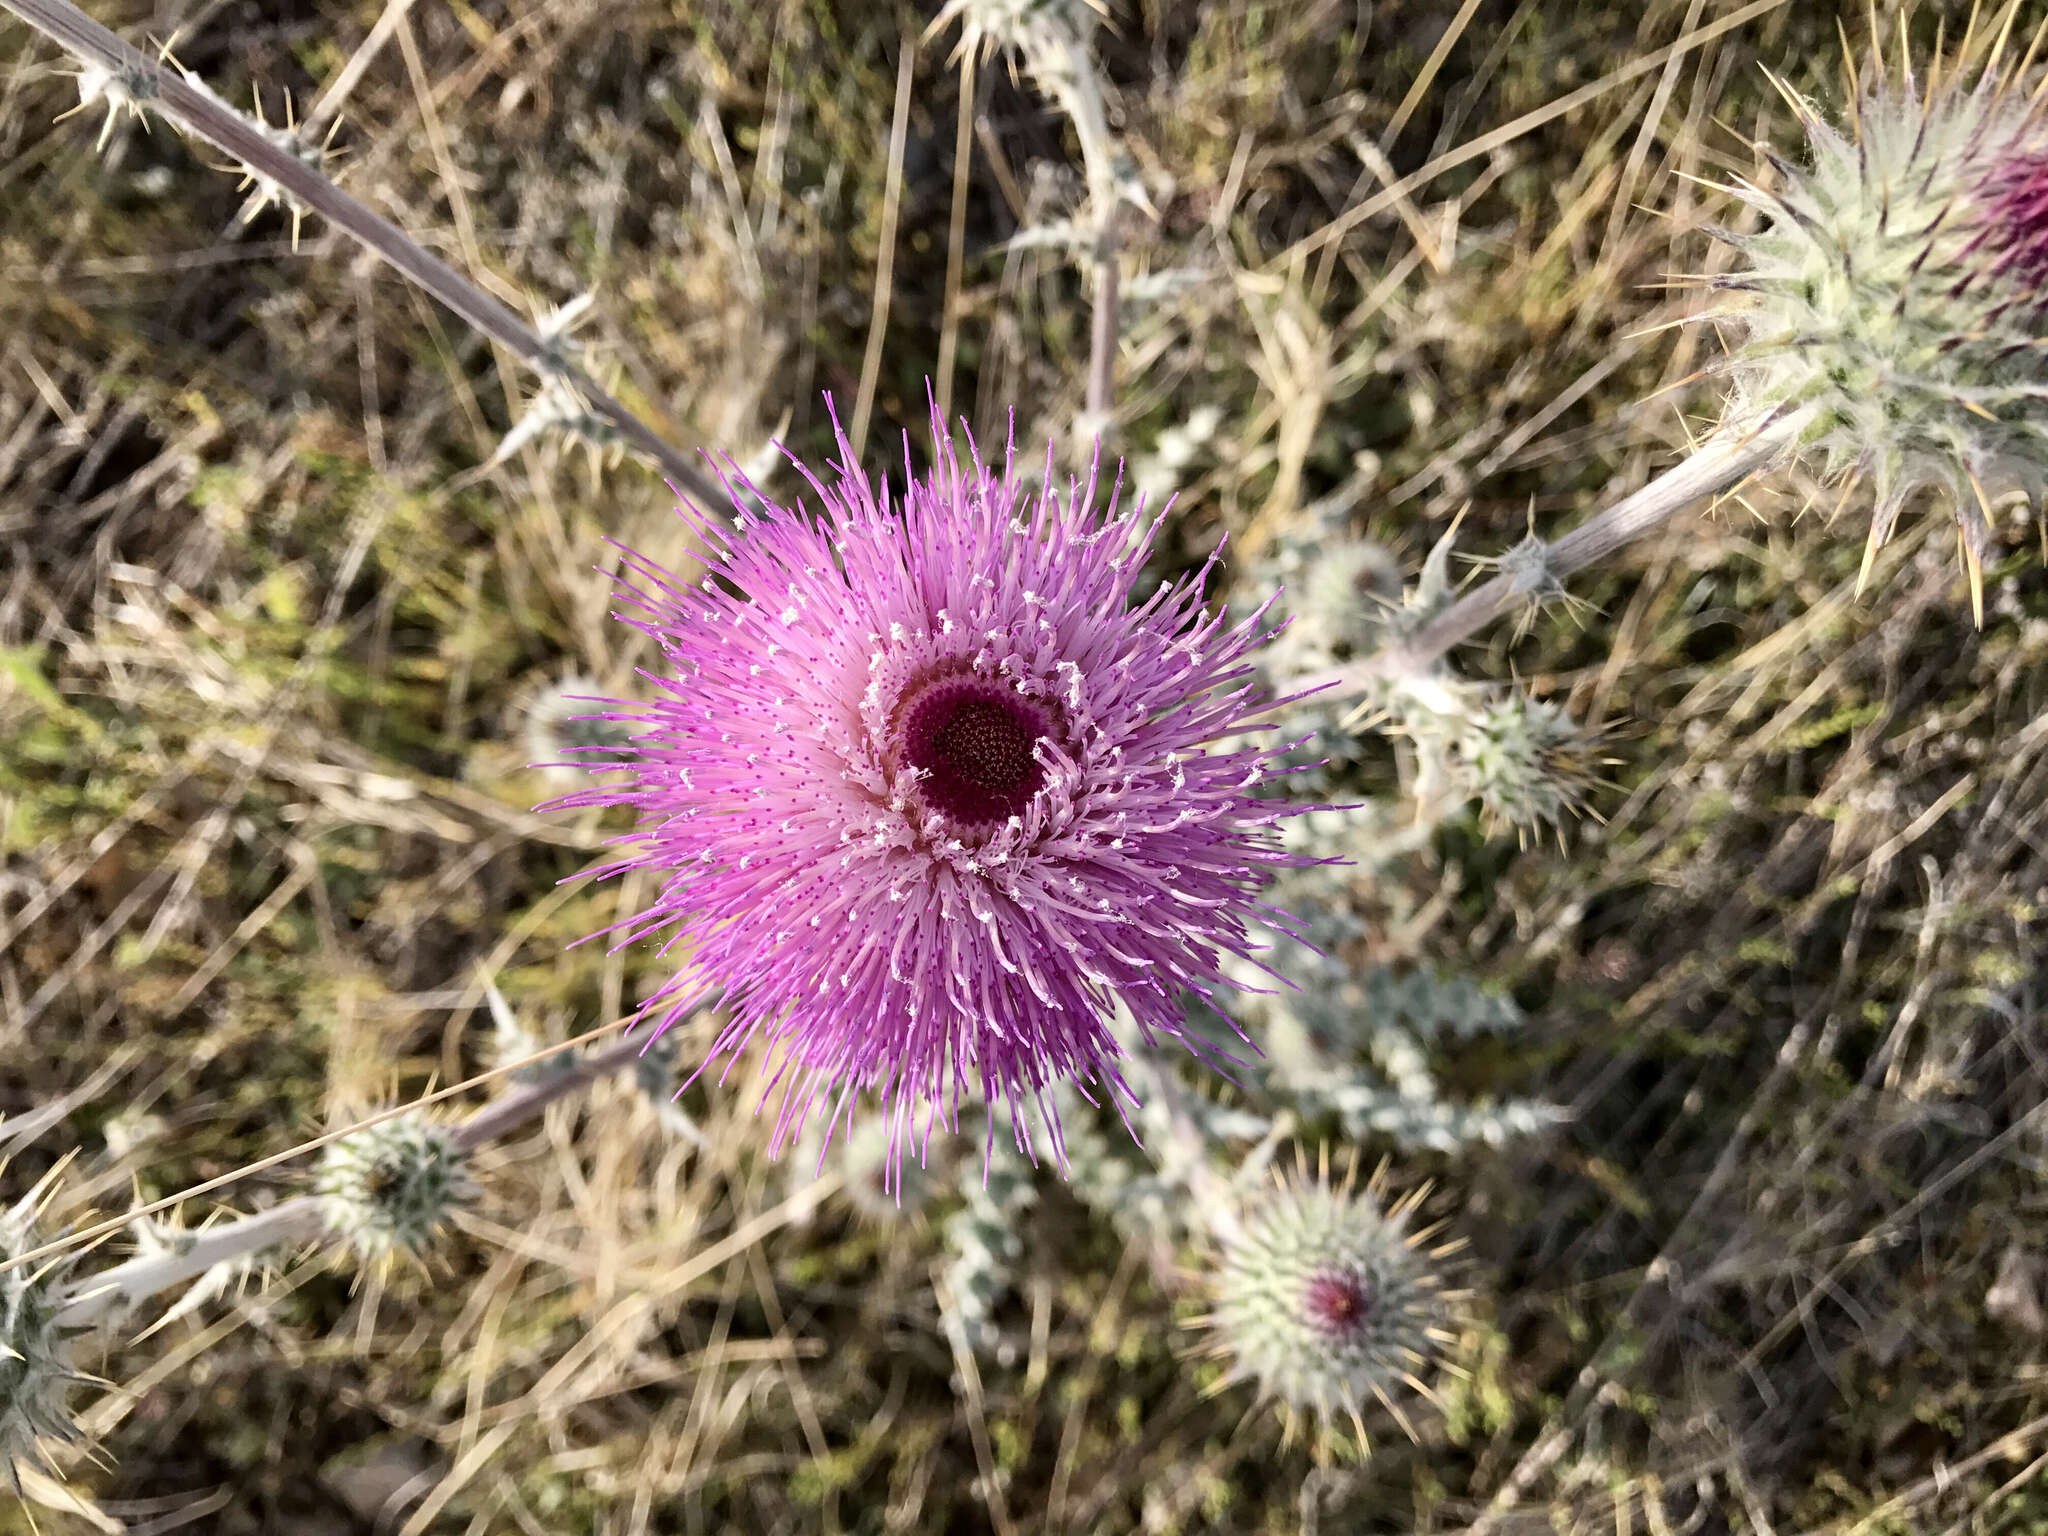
551, 406, 1308, 1165
1960, 146, 2048, 298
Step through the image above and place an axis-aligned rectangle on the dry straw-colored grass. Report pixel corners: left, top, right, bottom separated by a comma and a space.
2, 0, 2047, 1530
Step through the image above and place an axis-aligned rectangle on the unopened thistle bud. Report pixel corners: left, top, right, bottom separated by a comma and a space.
1450, 689, 1610, 840
1393, 681, 1610, 840
1201, 1152, 1460, 1456
522, 674, 635, 791
315, 1111, 476, 1266
0, 1172, 92, 1490
1705, 29, 2048, 622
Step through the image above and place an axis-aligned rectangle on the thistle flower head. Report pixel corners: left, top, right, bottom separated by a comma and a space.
0, 1171, 91, 1490
1203, 1152, 1457, 1456
1706, 27, 2048, 620
549, 406, 1307, 1170
315, 1111, 476, 1266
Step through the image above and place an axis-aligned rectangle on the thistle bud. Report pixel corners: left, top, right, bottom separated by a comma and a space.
1393, 681, 1610, 840
315, 1112, 476, 1266
1449, 689, 1610, 840
522, 674, 635, 791
1202, 1153, 1458, 1454
1706, 34, 2048, 621
0, 1175, 91, 1489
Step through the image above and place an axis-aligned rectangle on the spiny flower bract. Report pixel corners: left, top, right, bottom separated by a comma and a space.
0, 1170, 93, 1491
1202, 1152, 1458, 1457
1445, 687, 1611, 841
1703, 20, 2048, 619
552, 408, 1308, 1167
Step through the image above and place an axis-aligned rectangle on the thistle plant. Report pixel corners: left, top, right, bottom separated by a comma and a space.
13, 0, 2038, 1522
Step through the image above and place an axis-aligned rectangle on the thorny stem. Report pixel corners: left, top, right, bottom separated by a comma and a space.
55, 1199, 324, 1330
54, 1032, 656, 1328
2, 0, 727, 510
1295, 408, 1816, 698
449, 1030, 653, 1152
1037, 27, 1125, 427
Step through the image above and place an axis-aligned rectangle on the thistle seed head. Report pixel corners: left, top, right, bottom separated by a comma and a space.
1705, 33, 2048, 621
315, 1111, 476, 1266
1202, 1151, 1459, 1457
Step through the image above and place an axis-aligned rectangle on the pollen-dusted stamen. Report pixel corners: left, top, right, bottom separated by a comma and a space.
893, 670, 1058, 826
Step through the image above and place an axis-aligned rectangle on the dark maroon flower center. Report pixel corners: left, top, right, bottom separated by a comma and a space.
895, 673, 1054, 827
1303, 1270, 1377, 1340
1963, 148, 2048, 297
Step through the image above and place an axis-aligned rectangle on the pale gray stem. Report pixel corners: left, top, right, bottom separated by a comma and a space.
1035, 28, 1123, 427
2, 0, 725, 509
449, 1030, 654, 1152
1294, 408, 1814, 699
55, 1030, 659, 1327
1086, 230, 1120, 425
56, 1199, 325, 1329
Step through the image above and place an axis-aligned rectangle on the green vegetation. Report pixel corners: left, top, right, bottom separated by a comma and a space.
2, 0, 2046, 1530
